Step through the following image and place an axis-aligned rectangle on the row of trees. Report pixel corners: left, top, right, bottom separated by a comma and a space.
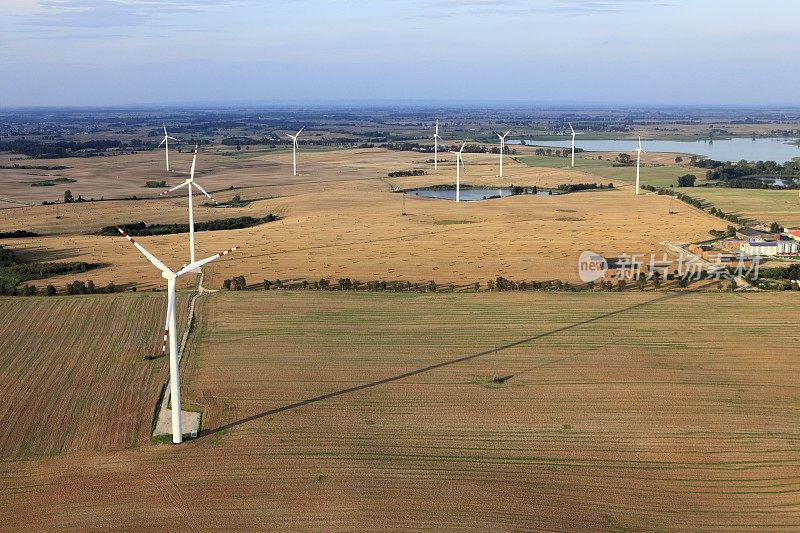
0, 230, 39, 239
0, 139, 123, 158
385, 142, 516, 155
0, 245, 93, 294
532, 148, 579, 158
100, 214, 278, 237
216, 274, 732, 294
556, 182, 614, 192
2, 280, 114, 297
642, 186, 751, 226
388, 169, 426, 178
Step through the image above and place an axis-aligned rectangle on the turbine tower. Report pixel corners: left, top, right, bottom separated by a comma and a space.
635, 137, 645, 195
116, 227, 237, 444
569, 123, 582, 168
496, 128, 512, 177
450, 140, 467, 203
159, 145, 218, 265
286, 127, 304, 176
431, 119, 443, 170
158, 124, 181, 172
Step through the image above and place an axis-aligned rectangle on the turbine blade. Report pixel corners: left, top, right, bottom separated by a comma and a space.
116, 227, 171, 274
569, 123, 575, 134
158, 138, 166, 148
505, 129, 512, 137
192, 181, 217, 203
190, 145, 198, 180
175, 246, 239, 277
163, 124, 168, 136
160, 181, 189, 196
296, 127, 304, 136
460, 140, 467, 151
167, 136, 180, 141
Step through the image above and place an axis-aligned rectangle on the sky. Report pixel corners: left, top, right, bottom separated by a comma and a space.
0, 0, 798, 107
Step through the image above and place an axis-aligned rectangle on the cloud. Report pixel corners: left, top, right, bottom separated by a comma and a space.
13, 0, 266, 28
419, 0, 674, 16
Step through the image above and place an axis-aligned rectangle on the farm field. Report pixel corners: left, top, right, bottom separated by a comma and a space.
0, 293, 188, 458
0, 147, 724, 291
676, 186, 800, 227
518, 154, 711, 188
1, 291, 799, 530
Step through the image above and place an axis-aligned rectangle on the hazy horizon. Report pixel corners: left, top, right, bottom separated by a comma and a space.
1, 0, 798, 108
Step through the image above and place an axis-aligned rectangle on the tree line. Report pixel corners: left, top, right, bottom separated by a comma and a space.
0, 245, 92, 294
99, 214, 278, 237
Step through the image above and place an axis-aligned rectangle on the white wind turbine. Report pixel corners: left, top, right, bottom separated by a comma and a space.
496, 128, 512, 177
635, 136, 645, 195
450, 140, 467, 202
116, 227, 238, 444
286, 127, 304, 176
569, 123, 583, 168
431, 119, 443, 170
158, 124, 181, 172
159, 145, 218, 265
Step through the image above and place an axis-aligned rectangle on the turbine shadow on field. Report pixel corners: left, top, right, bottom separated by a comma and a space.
203, 292, 686, 438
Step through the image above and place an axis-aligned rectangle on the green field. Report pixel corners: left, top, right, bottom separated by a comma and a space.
518, 155, 706, 187
678, 186, 800, 227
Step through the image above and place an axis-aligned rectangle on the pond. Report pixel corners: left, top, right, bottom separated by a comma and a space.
403, 187, 557, 201
509, 137, 800, 163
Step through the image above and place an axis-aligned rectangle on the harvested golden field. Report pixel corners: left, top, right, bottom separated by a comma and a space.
0, 147, 724, 291
0, 293, 188, 458
2, 291, 799, 530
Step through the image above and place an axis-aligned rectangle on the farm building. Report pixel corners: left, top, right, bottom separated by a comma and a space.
743, 240, 800, 257
736, 227, 780, 241
784, 227, 800, 241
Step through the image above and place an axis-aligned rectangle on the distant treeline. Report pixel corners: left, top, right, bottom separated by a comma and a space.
695, 159, 800, 189
0, 230, 39, 239
532, 147, 583, 157
556, 182, 614, 192
386, 142, 514, 155
0, 139, 123, 158
100, 214, 279, 237
218, 274, 722, 293
0, 164, 69, 170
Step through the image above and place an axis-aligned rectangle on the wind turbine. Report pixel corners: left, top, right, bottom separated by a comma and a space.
116, 227, 238, 443
496, 128, 512, 177
159, 145, 218, 265
286, 127, 304, 176
158, 124, 181, 172
450, 140, 467, 202
635, 136, 645, 195
431, 119, 443, 170
569, 123, 582, 168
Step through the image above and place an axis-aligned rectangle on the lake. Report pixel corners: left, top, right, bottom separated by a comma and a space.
404, 188, 556, 201
509, 137, 800, 163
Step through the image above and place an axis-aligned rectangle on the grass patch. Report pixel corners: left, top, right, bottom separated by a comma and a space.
433, 219, 476, 226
